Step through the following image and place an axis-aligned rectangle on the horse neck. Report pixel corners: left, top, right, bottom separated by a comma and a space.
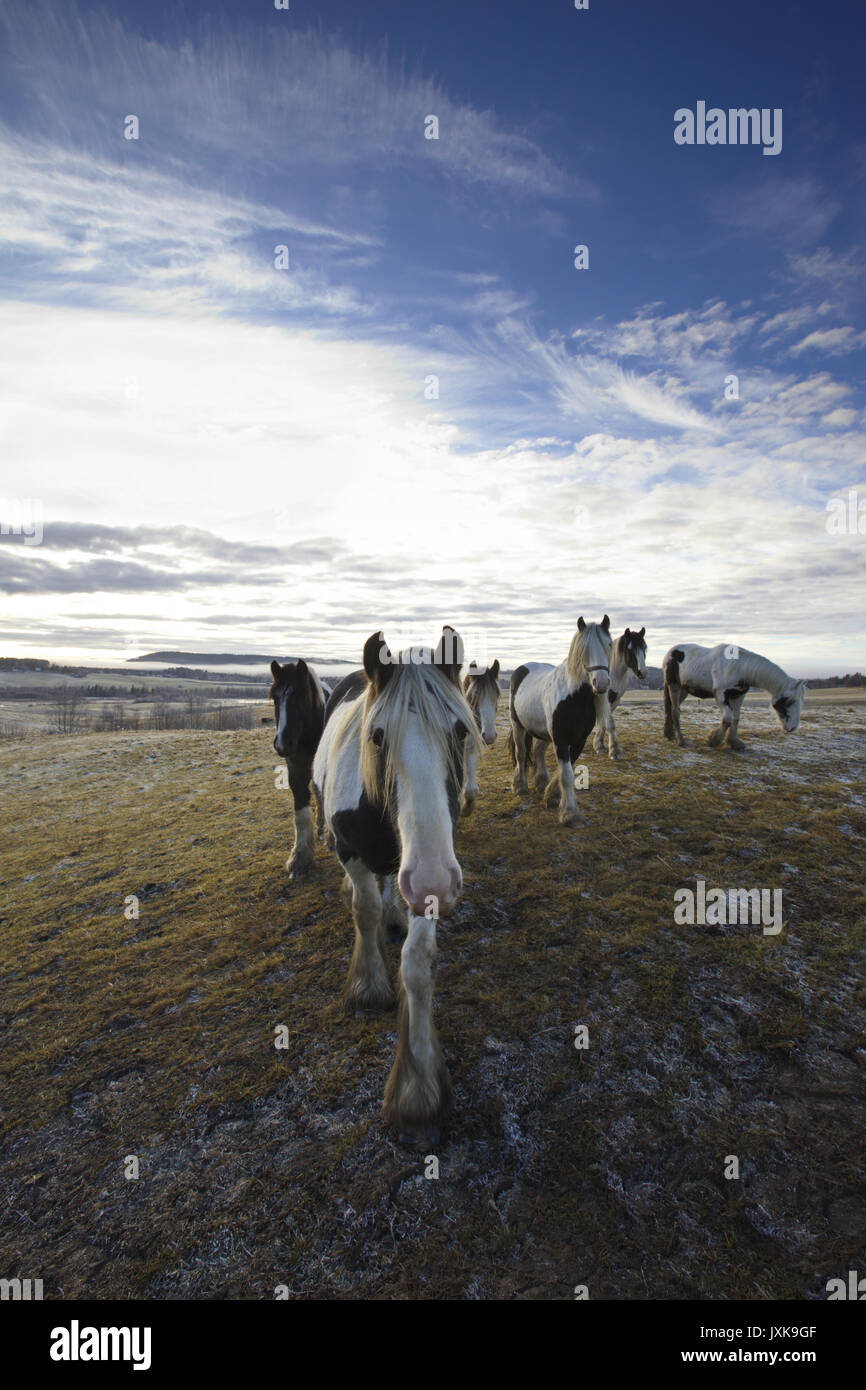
740, 651, 791, 697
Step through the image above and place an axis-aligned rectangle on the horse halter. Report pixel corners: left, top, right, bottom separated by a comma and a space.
587, 664, 610, 674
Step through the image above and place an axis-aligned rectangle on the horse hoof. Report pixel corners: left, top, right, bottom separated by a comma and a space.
559, 809, 580, 827
460, 796, 475, 817
396, 1126, 440, 1151
346, 990, 396, 1016
288, 857, 312, 879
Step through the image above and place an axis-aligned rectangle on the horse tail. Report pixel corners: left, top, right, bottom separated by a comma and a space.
663, 648, 683, 742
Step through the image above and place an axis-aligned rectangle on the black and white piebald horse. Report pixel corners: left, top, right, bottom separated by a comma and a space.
592, 626, 647, 760
269, 659, 326, 877
312, 626, 481, 1145
663, 643, 807, 750
509, 616, 612, 825
460, 658, 500, 815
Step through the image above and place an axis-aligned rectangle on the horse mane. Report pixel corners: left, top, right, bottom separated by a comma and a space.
343, 659, 483, 808
566, 624, 610, 682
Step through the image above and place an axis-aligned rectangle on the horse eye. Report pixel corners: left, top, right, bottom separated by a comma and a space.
371, 727, 384, 747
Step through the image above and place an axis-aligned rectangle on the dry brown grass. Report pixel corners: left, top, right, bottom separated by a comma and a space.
1, 691, 864, 1299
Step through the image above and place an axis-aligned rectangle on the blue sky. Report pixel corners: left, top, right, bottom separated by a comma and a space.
1, 0, 864, 673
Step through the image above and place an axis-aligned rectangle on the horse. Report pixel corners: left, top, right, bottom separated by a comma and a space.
312, 626, 482, 1145
322, 668, 408, 942
592, 626, 647, 760
509, 616, 613, 824
268, 659, 326, 877
460, 658, 500, 815
662, 643, 807, 750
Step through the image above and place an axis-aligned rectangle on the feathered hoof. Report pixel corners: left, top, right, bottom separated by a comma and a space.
287, 852, 313, 879
383, 1058, 452, 1149
343, 976, 396, 1015
727, 736, 746, 752
559, 807, 581, 827
543, 783, 561, 810
460, 794, 476, 817
511, 777, 529, 795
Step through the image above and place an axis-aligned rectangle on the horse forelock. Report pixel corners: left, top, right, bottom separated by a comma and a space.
464, 667, 500, 708
567, 623, 612, 678
361, 660, 481, 805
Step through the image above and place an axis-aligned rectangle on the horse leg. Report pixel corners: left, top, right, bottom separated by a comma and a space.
382, 873, 408, 943
725, 694, 746, 750
708, 690, 731, 748
532, 739, 549, 792
510, 719, 530, 794
601, 693, 620, 760
342, 858, 395, 1013
383, 912, 451, 1147
592, 691, 606, 754
461, 743, 479, 816
287, 760, 315, 877
555, 755, 581, 826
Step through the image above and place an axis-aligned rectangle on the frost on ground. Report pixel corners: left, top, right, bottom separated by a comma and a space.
1, 695, 864, 1299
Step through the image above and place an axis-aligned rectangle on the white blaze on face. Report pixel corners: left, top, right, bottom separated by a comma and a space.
274, 692, 292, 754
476, 683, 498, 745
394, 719, 462, 915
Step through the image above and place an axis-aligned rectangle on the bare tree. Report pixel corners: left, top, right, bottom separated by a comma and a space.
52, 684, 84, 734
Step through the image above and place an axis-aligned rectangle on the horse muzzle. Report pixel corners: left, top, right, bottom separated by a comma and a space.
398, 863, 462, 917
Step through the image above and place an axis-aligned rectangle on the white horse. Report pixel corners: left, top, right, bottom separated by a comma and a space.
312, 627, 481, 1146
509, 617, 612, 825
663, 643, 807, 750
460, 659, 500, 815
592, 625, 647, 760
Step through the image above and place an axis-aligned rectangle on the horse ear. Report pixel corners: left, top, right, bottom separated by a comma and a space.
577, 616, 586, 632
270, 660, 281, 680
491, 658, 500, 679
639, 626, 645, 638
435, 625, 464, 682
602, 614, 610, 632
363, 631, 393, 688
624, 628, 631, 640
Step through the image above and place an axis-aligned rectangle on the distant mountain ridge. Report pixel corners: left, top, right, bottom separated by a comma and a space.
129, 650, 346, 665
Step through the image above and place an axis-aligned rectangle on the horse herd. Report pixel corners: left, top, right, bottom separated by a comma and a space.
267, 620, 807, 1145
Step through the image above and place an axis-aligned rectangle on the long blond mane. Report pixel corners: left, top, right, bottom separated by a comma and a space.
566, 623, 612, 682
332, 658, 483, 807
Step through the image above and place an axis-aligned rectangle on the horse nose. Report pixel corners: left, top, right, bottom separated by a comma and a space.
592, 672, 610, 693
483, 730, 497, 745
398, 863, 462, 916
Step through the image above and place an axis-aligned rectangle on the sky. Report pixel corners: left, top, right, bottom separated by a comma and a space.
1, 0, 865, 675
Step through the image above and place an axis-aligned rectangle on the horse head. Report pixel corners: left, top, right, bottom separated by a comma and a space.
361, 627, 480, 915
576, 614, 613, 693
772, 678, 807, 733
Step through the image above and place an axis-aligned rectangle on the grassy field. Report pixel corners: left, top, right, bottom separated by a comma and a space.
2, 688, 864, 1300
